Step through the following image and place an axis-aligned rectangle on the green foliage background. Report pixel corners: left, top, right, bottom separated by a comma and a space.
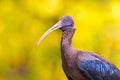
0, 0, 120, 80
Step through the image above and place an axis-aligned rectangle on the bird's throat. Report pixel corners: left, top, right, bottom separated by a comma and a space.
61, 27, 75, 53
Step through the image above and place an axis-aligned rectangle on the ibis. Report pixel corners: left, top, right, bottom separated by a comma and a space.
37, 16, 120, 80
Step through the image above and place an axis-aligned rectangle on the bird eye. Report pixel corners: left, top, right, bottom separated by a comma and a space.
64, 18, 68, 21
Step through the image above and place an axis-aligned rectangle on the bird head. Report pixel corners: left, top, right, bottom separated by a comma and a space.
59, 16, 74, 31
37, 16, 74, 46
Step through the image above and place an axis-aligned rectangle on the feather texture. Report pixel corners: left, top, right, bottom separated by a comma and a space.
61, 28, 120, 80
38, 16, 120, 80
80, 60, 120, 80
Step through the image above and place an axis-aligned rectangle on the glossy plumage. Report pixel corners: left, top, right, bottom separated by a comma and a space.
61, 27, 120, 80
37, 16, 120, 80
80, 60, 120, 80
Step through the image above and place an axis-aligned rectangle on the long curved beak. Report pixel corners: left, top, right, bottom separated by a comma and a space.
37, 21, 62, 46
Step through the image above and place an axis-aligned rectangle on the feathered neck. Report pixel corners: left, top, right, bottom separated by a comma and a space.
61, 27, 75, 53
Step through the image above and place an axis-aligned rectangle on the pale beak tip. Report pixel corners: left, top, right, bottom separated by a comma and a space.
37, 41, 40, 47
37, 43, 39, 47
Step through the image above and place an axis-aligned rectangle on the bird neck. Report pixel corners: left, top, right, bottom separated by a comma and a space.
61, 27, 75, 53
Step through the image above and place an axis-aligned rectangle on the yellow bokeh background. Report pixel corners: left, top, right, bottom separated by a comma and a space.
0, 0, 120, 80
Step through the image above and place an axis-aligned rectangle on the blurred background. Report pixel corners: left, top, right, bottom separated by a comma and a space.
0, 0, 120, 80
